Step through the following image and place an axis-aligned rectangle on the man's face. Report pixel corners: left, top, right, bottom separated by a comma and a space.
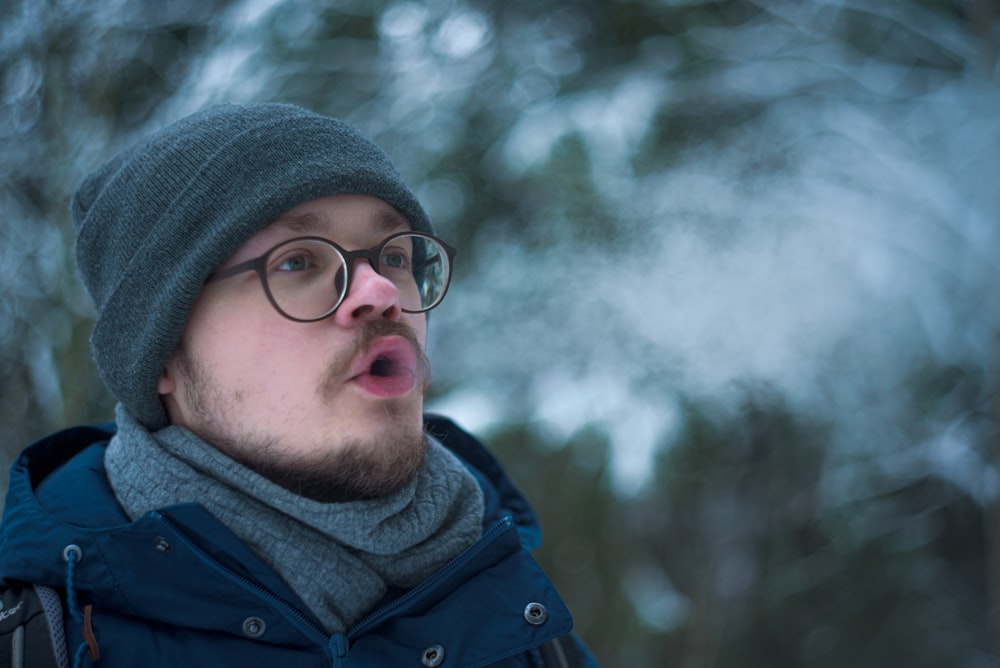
157, 194, 431, 502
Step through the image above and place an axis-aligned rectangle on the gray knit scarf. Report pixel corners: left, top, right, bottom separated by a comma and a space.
104, 405, 484, 633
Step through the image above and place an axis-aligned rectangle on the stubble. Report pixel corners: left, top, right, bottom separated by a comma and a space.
172, 322, 430, 503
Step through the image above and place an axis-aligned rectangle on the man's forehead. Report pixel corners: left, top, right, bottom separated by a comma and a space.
250, 198, 411, 244
268, 198, 410, 234
218, 197, 412, 267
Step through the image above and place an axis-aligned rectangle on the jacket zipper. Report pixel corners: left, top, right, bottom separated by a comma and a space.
154, 512, 518, 664
347, 514, 515, 639
151, 512, 331, 646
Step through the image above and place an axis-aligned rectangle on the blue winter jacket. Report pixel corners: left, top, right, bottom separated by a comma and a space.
0, 415, 597, 667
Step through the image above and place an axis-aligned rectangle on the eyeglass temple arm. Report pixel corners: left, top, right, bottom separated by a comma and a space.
205, 258, 259, 284
413, 253, 443, 273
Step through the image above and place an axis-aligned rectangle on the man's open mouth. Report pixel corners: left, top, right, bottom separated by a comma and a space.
370, 355, 396, 377
350, 336, 421, 397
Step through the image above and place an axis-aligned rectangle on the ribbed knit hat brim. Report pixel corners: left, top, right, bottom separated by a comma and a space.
72, 103, 432, 429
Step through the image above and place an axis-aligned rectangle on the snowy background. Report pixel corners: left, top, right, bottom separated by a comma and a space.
2, 1, 998, 665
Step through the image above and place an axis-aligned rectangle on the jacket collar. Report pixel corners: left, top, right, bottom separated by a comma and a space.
0, 415, 540, 621
0, 415, 563, 654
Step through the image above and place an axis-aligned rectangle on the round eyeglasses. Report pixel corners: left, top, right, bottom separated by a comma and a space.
206, 232, 457, 322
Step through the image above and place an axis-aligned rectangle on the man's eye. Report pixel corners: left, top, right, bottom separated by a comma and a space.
277, 255, 310, 271
381, 251, 411, 270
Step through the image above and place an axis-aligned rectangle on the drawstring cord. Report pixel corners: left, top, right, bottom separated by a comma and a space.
65, 546, 83, 624
73, 642, 90, 668
63, 545, 100, 667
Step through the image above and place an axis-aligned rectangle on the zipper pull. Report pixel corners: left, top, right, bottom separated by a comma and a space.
330, 632, 349, 666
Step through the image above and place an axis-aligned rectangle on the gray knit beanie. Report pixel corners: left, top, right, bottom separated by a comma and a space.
72, 103, 432, 430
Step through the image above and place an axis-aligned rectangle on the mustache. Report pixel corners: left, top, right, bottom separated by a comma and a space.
319, 321, 430, 394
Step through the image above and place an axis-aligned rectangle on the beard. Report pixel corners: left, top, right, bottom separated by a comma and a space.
172, 321, 430, 503
212, 424, 429, 504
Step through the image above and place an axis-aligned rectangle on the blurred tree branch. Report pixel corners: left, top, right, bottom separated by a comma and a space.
970, 0, 997, 77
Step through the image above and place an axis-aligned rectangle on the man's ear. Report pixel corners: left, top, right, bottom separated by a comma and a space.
157, 350, 189, 428
157, 357, 177, 396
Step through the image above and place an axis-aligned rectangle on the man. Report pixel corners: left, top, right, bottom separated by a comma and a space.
0, 103, 596, 667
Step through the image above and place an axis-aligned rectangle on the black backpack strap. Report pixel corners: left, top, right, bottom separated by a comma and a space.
538, 633, 586, 668
0, 582, 69, 668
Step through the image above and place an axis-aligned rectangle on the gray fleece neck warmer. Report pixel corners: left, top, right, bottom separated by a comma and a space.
104, 405, 485, 634
72, 103, 432, 430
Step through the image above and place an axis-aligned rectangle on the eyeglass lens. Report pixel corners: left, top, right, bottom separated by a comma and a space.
263, 234, 450, 320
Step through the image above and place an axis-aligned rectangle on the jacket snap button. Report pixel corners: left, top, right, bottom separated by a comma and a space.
242, 617, 266, 638
421, 644, 445, 667
523, 602, 548, 625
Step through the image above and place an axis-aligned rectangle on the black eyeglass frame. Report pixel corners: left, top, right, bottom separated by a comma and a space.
205, 231, 457, 322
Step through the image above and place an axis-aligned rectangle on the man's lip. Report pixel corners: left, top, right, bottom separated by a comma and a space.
348, 335, 420, 397
349, 336, 416, 377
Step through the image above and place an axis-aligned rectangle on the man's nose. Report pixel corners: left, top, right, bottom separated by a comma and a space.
332, 258, 402, 326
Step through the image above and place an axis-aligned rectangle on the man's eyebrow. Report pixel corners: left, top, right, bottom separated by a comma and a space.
374, 209, 411, 234
269, 211, 324, 235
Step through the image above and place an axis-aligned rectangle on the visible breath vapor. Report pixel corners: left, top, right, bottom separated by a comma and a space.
432, 64, 1000, 498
